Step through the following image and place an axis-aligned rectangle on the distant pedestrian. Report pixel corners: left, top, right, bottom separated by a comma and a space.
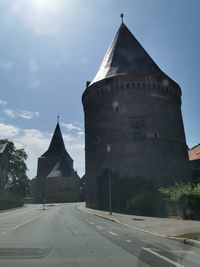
42, 193, 46, 210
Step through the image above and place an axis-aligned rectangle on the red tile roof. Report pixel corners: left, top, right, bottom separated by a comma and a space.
188, 145, 200, 161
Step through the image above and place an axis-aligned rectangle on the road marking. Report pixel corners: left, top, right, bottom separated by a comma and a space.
89, 221, 95, 225
0, 206, 37, 222
151, 248, 194, 254
172, 251, 194, 254
13, 213, 45, 230
126, 240, 132, 243
108, 231, 118, 236
143, 247, 185, 267
97, 226, 103, 229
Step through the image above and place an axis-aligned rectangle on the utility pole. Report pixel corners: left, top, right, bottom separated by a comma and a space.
106, 144, 112, 215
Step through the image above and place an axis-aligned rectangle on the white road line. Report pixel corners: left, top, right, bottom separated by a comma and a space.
108, 231, 118, 236
151, 248, 194, 254
173, 251, 194, 254
89, 221, 95, 225
13, 213, 45, 230
97, 226, 103, 229
143, 247, 185, 267
0, 206, 37, 222
126, 240, 132, 243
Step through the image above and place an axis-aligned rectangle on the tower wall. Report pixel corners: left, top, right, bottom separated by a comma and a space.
35, 156, 58, 202
82, 75, 191, 209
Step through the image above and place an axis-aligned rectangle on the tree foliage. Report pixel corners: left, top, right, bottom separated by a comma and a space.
159, 182, 200, 219
159, 182, 200, 201
2, 140, 29, 197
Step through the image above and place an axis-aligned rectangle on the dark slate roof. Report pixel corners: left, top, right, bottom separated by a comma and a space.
47, 156, 77, 178
41, 123, 72, 160
47, 161, 63, 178
0, 141, 8, 154
47, 157, 70, 178
90, 23, 170, 85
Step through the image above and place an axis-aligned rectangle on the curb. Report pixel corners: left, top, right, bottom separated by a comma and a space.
94, 213, 119, 223
76, 204, 200, 248
94, 213, 166, 238
76, 204, 166, 238
168, 236, 200, 248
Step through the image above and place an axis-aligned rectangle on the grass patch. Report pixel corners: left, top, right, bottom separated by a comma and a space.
178, 233, 200, 241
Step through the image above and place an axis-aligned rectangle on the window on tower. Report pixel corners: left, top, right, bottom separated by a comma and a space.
130, 117, 146, 139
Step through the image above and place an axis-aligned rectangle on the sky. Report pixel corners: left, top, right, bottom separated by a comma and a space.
0, 0, 199, 179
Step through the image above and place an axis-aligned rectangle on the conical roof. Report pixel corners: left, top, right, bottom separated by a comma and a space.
41, 123, 72, 159
90, 22, 168, 85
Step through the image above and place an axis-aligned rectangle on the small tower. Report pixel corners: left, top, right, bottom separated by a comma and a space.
82, 18, 191, 210
35, 121, 80, 203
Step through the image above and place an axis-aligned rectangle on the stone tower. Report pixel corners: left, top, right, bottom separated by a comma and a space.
34, 122, 80, 203
82, 20, 191, 209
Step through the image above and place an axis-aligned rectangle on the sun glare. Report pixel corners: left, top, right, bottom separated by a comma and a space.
31, 0, 61, 11
25, 0, 65, 36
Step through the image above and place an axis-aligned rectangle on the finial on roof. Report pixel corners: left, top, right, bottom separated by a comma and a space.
120, 13, 124, 23
57, 115, 59, 123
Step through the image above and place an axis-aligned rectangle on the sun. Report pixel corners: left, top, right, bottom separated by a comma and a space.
29, 0, 63, 17
25, 0, 65, 36
30, 0, 60, 11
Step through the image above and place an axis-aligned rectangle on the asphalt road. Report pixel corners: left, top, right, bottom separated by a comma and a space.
0, 203, 199, 267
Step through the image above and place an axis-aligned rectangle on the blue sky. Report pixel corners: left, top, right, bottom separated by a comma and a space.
0, 0, 199, 178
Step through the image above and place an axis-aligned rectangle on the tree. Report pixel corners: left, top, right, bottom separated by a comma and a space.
2, 140, 29, 197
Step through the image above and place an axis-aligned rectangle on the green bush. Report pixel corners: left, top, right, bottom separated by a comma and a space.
131, 191, 167, 217
159, 182, 200, 219
159, 182, 193, 201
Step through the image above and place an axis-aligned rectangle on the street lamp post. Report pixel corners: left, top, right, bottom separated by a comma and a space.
106, 144, 112, 215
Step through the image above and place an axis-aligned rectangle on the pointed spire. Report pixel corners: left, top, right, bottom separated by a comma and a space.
89, 20, 166, 85
120, 13, 124, 23
41, 121, 72, 159
57, 115, 59, 123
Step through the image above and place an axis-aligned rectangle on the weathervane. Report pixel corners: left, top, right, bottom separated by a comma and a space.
57, 115, 59, 123
120, 13, 124, 23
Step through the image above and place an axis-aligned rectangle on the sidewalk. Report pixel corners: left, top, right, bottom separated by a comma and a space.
77, 202, 200, 238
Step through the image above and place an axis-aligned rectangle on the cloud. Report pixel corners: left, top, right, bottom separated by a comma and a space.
4, 109, 39, 119
19, 111, 39, 120
63, 134, 76, 142
0, 60, 14, 71
61, 122, 82, 132
0, 121, 85, 178
13, 129, 51, 178
0, 99, 7, 105
3, 109, 15, 118
0, 123, 20, 138
77, 131, 84, 136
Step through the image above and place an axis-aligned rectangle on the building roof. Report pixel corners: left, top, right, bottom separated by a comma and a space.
0, 141, 8, 154
47, 157, 70, 178
47, 156, 79, 179
90, 22, 174, 85
188, 145, 200, 161
41, 123, 72, 160
47, 161, 63, 178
